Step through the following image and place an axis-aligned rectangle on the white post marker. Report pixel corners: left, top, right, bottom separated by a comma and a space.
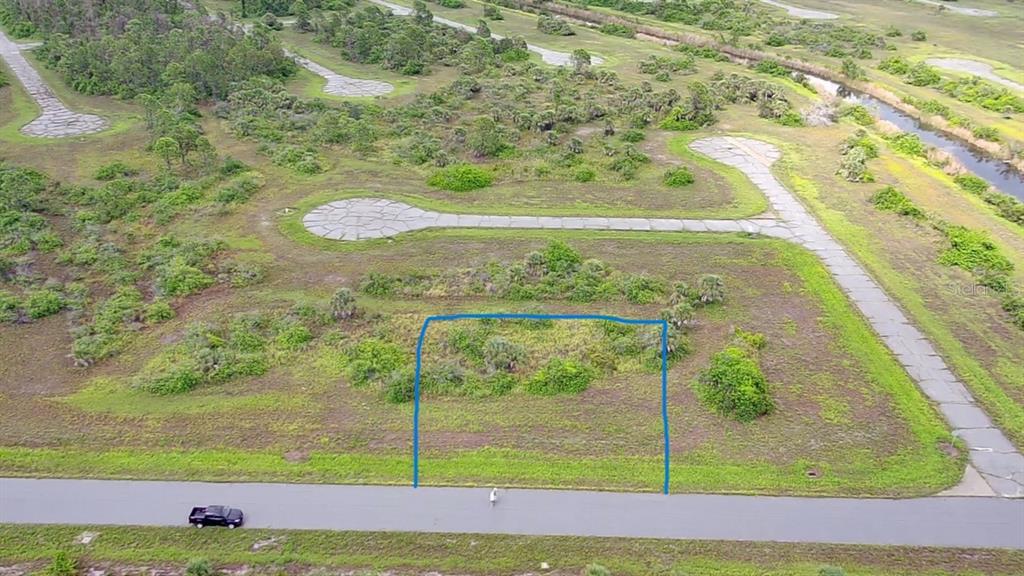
489, 488, 498, 506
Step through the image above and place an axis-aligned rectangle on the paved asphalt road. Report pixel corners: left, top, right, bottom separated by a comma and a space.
2, 479, 1023, 549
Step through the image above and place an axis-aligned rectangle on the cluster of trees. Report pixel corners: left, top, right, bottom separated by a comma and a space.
313, 3, 481, 75
34, 15, 295, 99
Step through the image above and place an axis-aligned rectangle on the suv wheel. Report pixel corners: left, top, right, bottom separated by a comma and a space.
228, 523, 236, 529
195, 523, 203, 528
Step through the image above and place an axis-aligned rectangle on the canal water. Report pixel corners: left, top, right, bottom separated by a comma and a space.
805, 75, 1024, 200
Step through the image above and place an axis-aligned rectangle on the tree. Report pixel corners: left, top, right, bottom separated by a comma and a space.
154, 137, 181, 170
413, 0, 433, 26
570, 48, 591, 73
291, 0, 312, 32
476, 19, 490, 38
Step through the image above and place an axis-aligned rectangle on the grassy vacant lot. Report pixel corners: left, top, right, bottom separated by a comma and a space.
0, 228, 961, 495
3, 525, 1023, 576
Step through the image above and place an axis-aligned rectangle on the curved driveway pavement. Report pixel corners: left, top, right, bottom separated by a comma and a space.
2, 478, 1022, 548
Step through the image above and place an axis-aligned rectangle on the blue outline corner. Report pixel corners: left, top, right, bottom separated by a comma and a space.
412, 313, 671, 494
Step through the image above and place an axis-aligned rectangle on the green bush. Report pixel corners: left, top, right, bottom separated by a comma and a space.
663, 167, 695, 187
383, 368, 416, 403
906, 62, 941, 87
483, 336, 526, 372
888, 133, 926, 157
93, 162, 138, 181
954, 174, 990, 195
483, 5, 503, 19
775, 109, 804, 127
838, 104, 874, 126
145, 300, 175, 323
910, 30, 926, 41
870, 186, 925, 219
537, 14, 574, 36
346, 338, 407, 387
435, 0, 464, 7
185, 559, 214, 576
937, 225, 1013, 281
25, 288, 64, 319
1002, 292, 1024, 331
331, 287, 358, 320
543, 240, 582, 276
46, 552, 77, 576
621, 274, 665, 304
525, 358, 595, 396
275, 322, 313, 351
573, 167, 596, 182
694, 345, 773, 422
598, 23, 634, 38
136, 361, 203, 394
753, 60, 790, 78
620, 128, 645, 143
156, 257, 214, 296
0, 290, 20, 323
877, 55, 910, 76
586, 565, 612, 576
426, 164, 494, 192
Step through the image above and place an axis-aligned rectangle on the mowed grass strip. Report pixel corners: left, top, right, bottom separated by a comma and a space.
1, 525, 1022, 575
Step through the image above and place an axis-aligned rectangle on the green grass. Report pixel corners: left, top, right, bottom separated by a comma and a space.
3, 525, 1022, 575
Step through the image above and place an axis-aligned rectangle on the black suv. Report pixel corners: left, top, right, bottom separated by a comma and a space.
188, 505, 244, 528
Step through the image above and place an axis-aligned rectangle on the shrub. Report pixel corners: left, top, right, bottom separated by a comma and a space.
543, 240, 582, 276
776, 109, 804, 127
838, 104, 874, 126
136, 361, 203, 394
426, 164, 493, 192
483, 5, 503, 19
145, 300, 175, 323
331, 287, 358, 320
910, 30, 926, 41
906, 62, 941, 87
46, 552, 77, 576
215, 177, 261, 204
383, 368, 416, 403
525, 358, 595, 395
840, 58, 864, 80
621, 274, 665, 304
25, 289, 64, 319
870, 186, 924, 219
586, 565, 612, 576
346, 338, 407, 387
483, 336, 526, 372
877, 55, 910, 76
836, 146, 874, 182
953, 174, 990, 195
620, 129, 645, 143
819, 567, 846, 576
1002, 292, 1024, 331
537, 14, 574, 36
573, 167, 596, 182
275, 322, 313, 351
663, 167, 695, 187
435, 0, 463, 7
697, 274, 725, 304
0, 290, 20, 323
185, 559, 214, 576
156, 257, 214, 296
359, 272, 398, 296
938, 225, 1013, 280
694, 345, 773, 422
753, 60, 790, 78
598, 23, 634, 38
888, 132, 926, 157
93, 162, 138, 181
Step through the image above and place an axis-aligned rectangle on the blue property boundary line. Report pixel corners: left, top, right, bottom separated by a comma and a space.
412, 313, 671, 494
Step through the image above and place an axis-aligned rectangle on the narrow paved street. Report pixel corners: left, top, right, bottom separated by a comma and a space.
2, 478, 1022, 548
